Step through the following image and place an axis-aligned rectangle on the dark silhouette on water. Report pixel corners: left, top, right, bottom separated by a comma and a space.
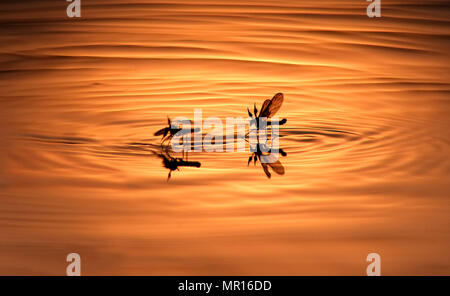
248, 142, 287, 179
151, 146, 201, 181
154, 117, 200, 145
247, 92, 287, 128
246, 93, 288, 178
152, 92, 288, 179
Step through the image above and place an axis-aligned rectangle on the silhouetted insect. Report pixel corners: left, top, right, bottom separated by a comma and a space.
154, 117, 200, 145
152, 148, 201, 181
247, 92, 287, 128
248, 143, 287, 179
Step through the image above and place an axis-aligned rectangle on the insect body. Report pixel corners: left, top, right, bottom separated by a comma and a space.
152, 148, 201, 181
248, 143, 287, 179
154, 117, 200, 145
247, 92, 287, 128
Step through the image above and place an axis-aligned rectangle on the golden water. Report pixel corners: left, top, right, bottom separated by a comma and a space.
0, 0, 449, 275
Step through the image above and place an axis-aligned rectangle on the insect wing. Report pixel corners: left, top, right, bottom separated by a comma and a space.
261, 163, 271, 178
261, 153, 285, 175
154, 127, 167, 136
266, 92, 283, 118
258, 99, 272, 118
268, 160, 284, 175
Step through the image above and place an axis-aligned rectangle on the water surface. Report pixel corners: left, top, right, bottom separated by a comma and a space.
0, 0, 449, 275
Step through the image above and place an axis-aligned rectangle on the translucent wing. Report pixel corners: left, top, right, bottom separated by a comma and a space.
268, 160, 285, 175
260, 153, 285, 175
258, 93, 284, 118
266, 92, 283, 118
154, 127, 167, 136
261, 163, 271, 178
258, 99, 272, 118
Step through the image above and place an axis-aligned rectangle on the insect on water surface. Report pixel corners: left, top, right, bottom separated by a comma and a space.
154, 117, 200, 145
247, 92, 287, 129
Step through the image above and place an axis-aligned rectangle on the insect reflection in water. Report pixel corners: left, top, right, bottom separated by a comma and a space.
151, 147, 201, 181
248, 143, 287, 179
152, 92, 288, 180
247, 92, 288, 178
